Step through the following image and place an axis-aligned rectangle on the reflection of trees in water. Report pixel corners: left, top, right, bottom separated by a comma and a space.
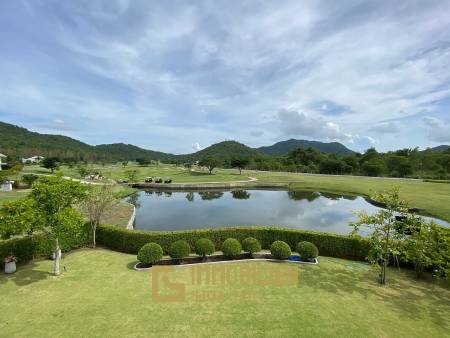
198, 191, 224, 200
127, 193, 141, 208
288, 190, 356, 202
320, 192, 356, 201
287, 191, 320, 202
186, 192, 194, 202
164, 192, 172, 197
145, 190, 153, 196
231, 190, 251, 200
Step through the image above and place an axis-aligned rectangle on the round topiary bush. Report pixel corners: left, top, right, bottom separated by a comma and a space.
270, 240, 291, 260
195, 238, 215, 258
242, 237, 261, 256
296, 241, 319, 260
221, 238, 242, 258
169, 240, 191, 261
137, 242, 163, 265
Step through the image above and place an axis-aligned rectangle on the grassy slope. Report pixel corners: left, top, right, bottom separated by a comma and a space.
0, 249, 449, 337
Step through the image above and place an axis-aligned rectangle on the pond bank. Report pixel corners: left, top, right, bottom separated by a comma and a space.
130, 182, 288, 191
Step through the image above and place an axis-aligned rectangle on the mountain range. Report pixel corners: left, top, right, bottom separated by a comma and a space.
0, 121, 448, 162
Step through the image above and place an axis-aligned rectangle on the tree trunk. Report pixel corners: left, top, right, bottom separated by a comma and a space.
54, 238, 61, 276
380, 260, 386, 285
92, 222, 97, 248
239, 168, 242, 174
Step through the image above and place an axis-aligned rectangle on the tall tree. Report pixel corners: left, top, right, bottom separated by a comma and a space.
351, 187, 407, 284
31, 175, 88, 275
199, 157, 221, 174
80, 185, 118, 247
41, 157, 59, 173
231, 158, 249, 174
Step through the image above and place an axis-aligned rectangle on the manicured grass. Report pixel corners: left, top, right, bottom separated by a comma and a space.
0, 190, 30, 206
0, 249, 448, 337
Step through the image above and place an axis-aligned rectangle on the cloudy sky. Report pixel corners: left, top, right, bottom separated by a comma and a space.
1, 0, 450, 154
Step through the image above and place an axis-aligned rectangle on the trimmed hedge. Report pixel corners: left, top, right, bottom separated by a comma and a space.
97, 225, 370, 261
0, 222, 91, 268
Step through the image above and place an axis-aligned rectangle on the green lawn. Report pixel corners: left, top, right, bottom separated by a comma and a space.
0, 249, 449, 337
0, 190, 30, 206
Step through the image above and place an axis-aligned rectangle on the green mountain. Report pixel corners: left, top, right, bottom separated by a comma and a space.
183, 141, 262, 160
429, 145, 450, 152
258, 139, 354, 155
0, 121, 174, 162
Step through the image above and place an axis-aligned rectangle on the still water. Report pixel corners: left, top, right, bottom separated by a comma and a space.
128, 190, 449, 234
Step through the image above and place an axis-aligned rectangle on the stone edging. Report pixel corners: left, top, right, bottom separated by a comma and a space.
134, 257, 319, 270
126, 205, 136, 230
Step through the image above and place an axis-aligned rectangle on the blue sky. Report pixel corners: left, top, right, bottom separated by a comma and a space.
1, 0, 450, 154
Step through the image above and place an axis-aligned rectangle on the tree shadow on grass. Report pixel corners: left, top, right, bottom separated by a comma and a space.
0, 262, 52, 286
300, 258, 450, 329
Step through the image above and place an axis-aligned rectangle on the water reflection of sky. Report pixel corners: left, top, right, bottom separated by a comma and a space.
130, 190, 449, 235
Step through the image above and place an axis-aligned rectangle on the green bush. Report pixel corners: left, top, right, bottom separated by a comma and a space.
137, 243, 163, 264
297, 241, 319, 260
221, 238, 242, 257
96, 225, 370, 261
169, 240, 190, 260
194, 238, 215, 257
242, 237, 261, 255
270, 240, 291, 260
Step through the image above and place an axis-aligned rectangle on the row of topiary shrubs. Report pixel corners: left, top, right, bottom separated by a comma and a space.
137, 237, 319, 265
98, 224, 369, 261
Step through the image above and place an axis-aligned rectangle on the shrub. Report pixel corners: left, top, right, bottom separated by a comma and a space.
169, 240, 190, 260
242, 237, 261, 255
194, 238, 215, 258
96, 225, 371, 261
270, 240, 291, 260
221, 238, 242, 257
297, 241, 319, 260
137, 243, 163, 265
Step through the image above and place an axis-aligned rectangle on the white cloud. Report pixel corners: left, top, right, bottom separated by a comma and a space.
423, 117, 450, 143
192, 142, 203, 151
369, 122, 400, 134
277, 109, 353, 143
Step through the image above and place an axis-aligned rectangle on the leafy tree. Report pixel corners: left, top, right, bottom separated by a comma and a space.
0, 198, 44, 239
31, 175, 88, 275
77, 166, 89, 178
41, 157, 59, 173
403, 218, 449, 278
199, 157, 221, 174
80, 185, 118, 247
351, 187, 407, 284
125, 169, 139, 183
361, 159, 385, 177
136, 158, 150, 166
21, 174, 39, 188
231, 158, 249, 174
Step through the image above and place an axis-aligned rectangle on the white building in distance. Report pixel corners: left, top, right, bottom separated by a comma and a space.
0, 153, 7, 171
21, 155, 45, 164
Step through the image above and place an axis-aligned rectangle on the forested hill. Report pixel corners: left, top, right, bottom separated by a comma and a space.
181, 141, 262, 160
0, 121, 175, 162
258, 139, 354, 155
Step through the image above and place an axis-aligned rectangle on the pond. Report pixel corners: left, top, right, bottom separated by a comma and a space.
127, 189, 449, 235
